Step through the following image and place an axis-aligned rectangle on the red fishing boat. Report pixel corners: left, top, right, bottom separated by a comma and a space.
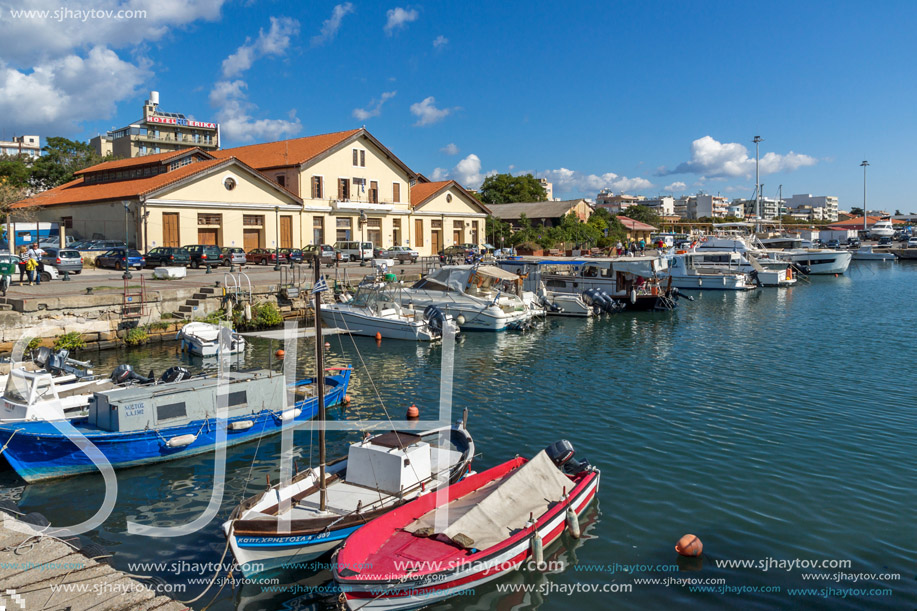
334, 440, 599, 610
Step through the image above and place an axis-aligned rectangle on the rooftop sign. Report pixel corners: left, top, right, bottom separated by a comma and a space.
148, 116, 216, 129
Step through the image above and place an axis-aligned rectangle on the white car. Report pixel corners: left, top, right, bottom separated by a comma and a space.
907, 237, 917, 248
383, 245, 419, 262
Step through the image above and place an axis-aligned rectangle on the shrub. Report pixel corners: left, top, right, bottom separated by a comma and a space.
24, 337, 41, 351
123, 327, 149, 346
54, 331, 85, 351
233, 301, 283, 330
145, 321, 171, 332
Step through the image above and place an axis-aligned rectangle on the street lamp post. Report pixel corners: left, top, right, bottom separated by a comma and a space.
359, 211, 367, 267
860, 160, 869, 235
274, 206, 281, 271
122, 201, 132, 280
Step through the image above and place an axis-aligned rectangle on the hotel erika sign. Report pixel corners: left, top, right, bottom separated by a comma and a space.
148, 116, 216, 129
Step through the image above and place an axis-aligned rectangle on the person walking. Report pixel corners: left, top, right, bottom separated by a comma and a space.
639, 238, 646, 255
17, 246, 28, 285
26, 243, 45, 285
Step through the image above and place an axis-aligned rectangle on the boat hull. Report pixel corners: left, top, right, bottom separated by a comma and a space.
0, 371, 349, 483
779, 251, 852, 275
320, 308, 436, 341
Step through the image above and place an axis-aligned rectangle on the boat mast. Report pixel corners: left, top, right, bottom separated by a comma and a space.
313, 253, 327, 511
753, 136, 762, 229
861, 160, 869, 235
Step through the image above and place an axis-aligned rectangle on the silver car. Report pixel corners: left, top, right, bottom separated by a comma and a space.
41, 247, 83, 275
221, 247, 247, 266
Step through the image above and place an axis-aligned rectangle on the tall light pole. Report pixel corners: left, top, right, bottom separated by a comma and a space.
359, 211, 367, 267
273, 205, 281, 271
753, 136, 763, 220
860, 160, 869, 235
122, 201, 132, 280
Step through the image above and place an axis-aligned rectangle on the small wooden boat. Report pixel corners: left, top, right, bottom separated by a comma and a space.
333, 440, 599, 610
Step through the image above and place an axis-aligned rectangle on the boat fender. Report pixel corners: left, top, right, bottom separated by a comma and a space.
166, 434, 196, 448
566, 506, 581, 539
229, 420, 254, 431
531, 529, 544, 566
630, 288, 637, 304
280, 408, 302, 421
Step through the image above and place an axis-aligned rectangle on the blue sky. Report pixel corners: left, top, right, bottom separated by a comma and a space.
1, 1, 915, 211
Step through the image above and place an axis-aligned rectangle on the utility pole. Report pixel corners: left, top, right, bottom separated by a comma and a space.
860, 160, 869, 235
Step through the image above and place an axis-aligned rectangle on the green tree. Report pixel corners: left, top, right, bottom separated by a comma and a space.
479, 173, 547, 205
485, 215, 512, 245
621, 204, 661, 228
850, 207, 864, 217
0, 155, 33, 189
30, 137, 111, 191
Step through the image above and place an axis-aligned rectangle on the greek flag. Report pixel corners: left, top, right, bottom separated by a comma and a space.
312, 276, 329, 294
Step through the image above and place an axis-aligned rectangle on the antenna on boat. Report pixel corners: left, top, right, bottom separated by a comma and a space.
313, 252, 327, 511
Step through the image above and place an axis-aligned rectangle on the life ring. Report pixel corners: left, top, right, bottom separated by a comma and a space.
630, 288, 637, 304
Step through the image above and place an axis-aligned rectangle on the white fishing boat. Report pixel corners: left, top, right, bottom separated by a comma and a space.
400, 265, 538, 331
496, 259, 595, 317
852, 246, 896, 261
662, 252, 757, 290
684, 249, 796, 287
321, 284, 459, 341
869, 218, 895, 238
177, 322, 246, 357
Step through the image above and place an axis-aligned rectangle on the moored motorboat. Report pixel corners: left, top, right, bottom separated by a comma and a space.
662, 252, 758, 290
177, 322, 246, 357
852, 246, 896, 261
333, 440, 599, 610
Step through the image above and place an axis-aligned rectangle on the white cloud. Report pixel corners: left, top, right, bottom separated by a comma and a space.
431, 167, 449, 180
352, 90, 396, 120
0, 46, 149, 132
384, 7, 418, 35
542, 168, 653, 196
410, 96, 456, 126
209, 79, 301, 142
0, 0, 227, 67
433, 35, 448, 49
661, 135, 817, 178
663, 181, 687, 192
222, 16, 299, 78
311, 3, 354, 46
428, 154, 495, 189
440, 142, 459, 155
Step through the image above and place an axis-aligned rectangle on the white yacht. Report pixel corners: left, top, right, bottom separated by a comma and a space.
869, 219, 895, 238
685, 249, 795, 286
496, 259, 595, 316
662, 252, 757, 290
852, 246, 896, 261
400, 265, 537, 331
699, 236, 852, 275
321, 284, 458, 341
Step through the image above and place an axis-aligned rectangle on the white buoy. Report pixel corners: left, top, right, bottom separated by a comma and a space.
244, 303, 252, 321
566, 506, 581, 538
229, 420, 254, 431
280, 408, 302, 421
530, 530, 544, 566
166, 434, 196, 448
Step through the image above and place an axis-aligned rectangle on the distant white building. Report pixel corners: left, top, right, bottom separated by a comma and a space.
727, 202, 745, 218
782, 194, 838, 222
641, 196, 675, 216
538, 177, 553, 201
674, 196, 689, 218
595, 189, 645, 214
0, 135, 40, 157
734, 197, 781, 220
688, 194, 729, 219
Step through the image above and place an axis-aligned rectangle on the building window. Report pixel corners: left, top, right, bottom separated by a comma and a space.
446, 193, 453, 203
223, 177, 236, 190
360, 150, 365, 167
353, 149, 359, 166
338, 178, 350, 201
311, 176, 323, 199
313, 216, 324, 244
367, 217, 382, 247
62, 217, 73, 229
393, 182, 400, 203
276, 174, 286, 187
336, 217, 352, 241
243, 215, 264, 226
392, 218, 401, 245
198, 213, 222, 226
369, 181, 379, 204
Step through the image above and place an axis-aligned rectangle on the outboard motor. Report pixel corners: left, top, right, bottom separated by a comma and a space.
539, 295, 562, 313
545, 439, 591, 475
672, 287, 694, 302
110, 364, 154, 385
423, 305, 447, 337
160, 366, 191, 384
32, 346, 53, 368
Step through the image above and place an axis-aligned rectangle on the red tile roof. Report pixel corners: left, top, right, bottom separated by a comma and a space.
212, 129, 361, 169
409, 180, 490, 213
15, 158, 240, 208
829, 215, 904, 228
617, 215, 657, 231
74, 148, 207, 175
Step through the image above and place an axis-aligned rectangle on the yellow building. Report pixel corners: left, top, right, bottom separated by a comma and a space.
13, 128, 490, 256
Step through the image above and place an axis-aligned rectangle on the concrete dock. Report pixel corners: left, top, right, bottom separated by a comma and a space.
0, 512, 190, 611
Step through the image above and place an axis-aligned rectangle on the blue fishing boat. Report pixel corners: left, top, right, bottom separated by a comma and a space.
0, 367, 350, 483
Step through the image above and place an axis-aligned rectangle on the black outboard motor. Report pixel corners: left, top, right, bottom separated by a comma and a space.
545, 439, 591, 475
423, 305, 447, 337
672, 287, 694, 302
539, 295, 562, 313
110, 364, 154, 385
160, 366, 191, 384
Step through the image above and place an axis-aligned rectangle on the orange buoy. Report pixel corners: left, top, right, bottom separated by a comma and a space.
406, 404, 420, 419
675, 534, 703, 557
834, 273, 838, 277
343, 394, 352, 405
275, 349, 285, 359
324, 342, 331, 349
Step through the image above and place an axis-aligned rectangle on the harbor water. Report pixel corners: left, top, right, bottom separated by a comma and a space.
2, 262, 915, 609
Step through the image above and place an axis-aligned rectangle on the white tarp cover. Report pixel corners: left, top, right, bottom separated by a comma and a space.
473, 265, 522, 282
406, 450, 571, 550
613, 258, 663, 276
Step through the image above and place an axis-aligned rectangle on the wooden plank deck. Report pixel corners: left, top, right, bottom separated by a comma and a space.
0, 515, 190, 611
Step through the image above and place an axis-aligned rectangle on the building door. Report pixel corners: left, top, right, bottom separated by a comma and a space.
162, 213, 179, 247
369, 181, 378, 204
366, 218, 382, 247
198, 228, 219, 245
431, 230, 441, 254
453, 220, 464, 245
392, 218, 401, 246
280, 216, 293, 249
414, 219, 424, 247
313, 216, 324, 245
243, 229, 261, 251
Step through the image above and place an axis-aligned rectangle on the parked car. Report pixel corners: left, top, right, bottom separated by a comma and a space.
846, 237, 861, 249
383, 245, 419, 262
40, 247, 83, 275
825, 239, 840, 249
334, 240, 373, 262
302, 244, 348, 266
899, 233, 912, 244
85, 240, 127, 251
373, 245, 386, 258
280, 248, 303, 263
908, 237, 917, 248
184, 244, 225, 268
877, 236, 894, 249
95, 248, 145, 270
145, 246, 191, 268
439, 245, 475, 263
246, 248, 287, 265
221, 247, 246, 266
811, 238, 823, 247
